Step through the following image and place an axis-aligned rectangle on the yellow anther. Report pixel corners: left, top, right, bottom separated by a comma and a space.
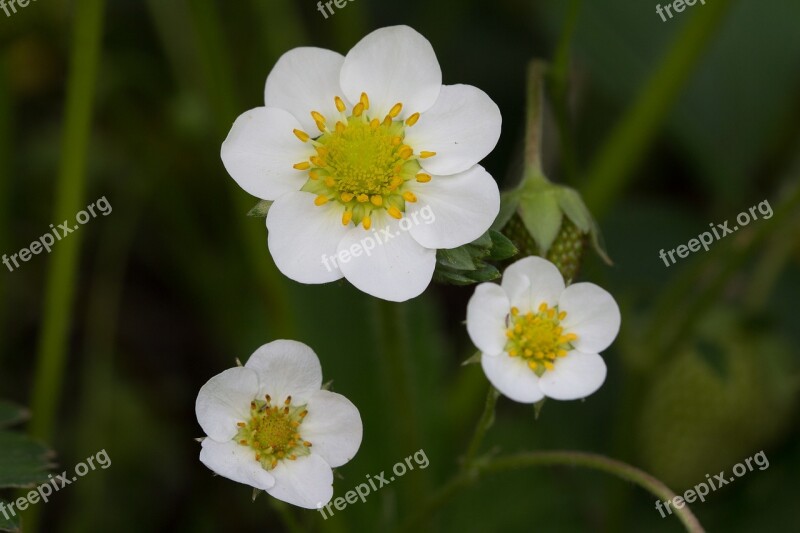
357, 193, 369, 203
511, 307, 520, 316
509, 349, 518, 357
420, 151, 437, 159
370, 195, 383, 206
370, 118, 380, 129
390, 176, 404, 188
360, 92, 370, 110
340, 192, 354, 202
383, 115, 393, 127
538, 302, 548, 312
416, 173, 432, 183
342, 210, 353, 225
402, 191, 417, 203
353, 102, 364, 117
335, 121, 346, 134
557, 349, 568, 357
334, 96, 346, 112
405, 112, 420, 126
309, 170, 320, 180
293, 162, 311, 170
544, 361, 555, 371
362, 216, 372, 230
558, 311, 567, 320
315, 120, 326, 132
293, 129, 310, 142
387, 206, 402, 219
398, 146, 413, 159
324, 177, 336, 187
524, 349, 533, 357
310, 111, 326, 124
527, 361, 537, 370
388, 102, 403, 118
391, 136, 403, 145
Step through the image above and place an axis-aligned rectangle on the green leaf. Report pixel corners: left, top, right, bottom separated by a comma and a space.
246, 200, 273, 217
0, 500, 20, 532
463, 264, 501, 283
0, 431, 54, 488
487, 230, 518, 261
436, 246, 477, 270
461, 351, 482, 366
432, 267, 479, 286
0, 402, 28, 429
518, 189, 562, 254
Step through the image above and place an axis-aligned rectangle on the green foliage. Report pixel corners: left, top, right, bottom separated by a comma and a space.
433, 230, 518, 286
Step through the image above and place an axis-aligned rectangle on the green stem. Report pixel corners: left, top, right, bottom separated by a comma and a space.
29, 0, 106, 443
523, 61, 548, 178
461, 385, 499, 468
400, 451, 705, 533
582, 0, 735, 218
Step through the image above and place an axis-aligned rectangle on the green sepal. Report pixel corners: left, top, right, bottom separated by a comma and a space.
247, 200, 273, 217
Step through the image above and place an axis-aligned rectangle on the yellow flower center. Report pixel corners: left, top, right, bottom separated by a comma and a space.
505, 303, 579, 376
236, 395, 312, 471
291, 92, 436, 230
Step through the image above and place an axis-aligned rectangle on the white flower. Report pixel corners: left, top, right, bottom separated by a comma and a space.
466, 257, 621, 402
195, 340, 363, 509
221, 25, 501, 302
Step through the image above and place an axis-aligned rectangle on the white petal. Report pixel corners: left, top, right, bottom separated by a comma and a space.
337, 211, 436, 302
221, 107, 313, 200
267, 454, 333, 509
406, 165, 499, 249
199, 438, 275, 491
481, 353, 544, 404
500, 256, 565, 313
196, 367, 259, 442
301, 390, 363, 468
267, 192, 350, 284
245, 340, 323, 404
466, 283, 510, 356
340, 25, 442, 119
404, 84, 501, 176
538, 351, 607, 400
558, 283, 621, 353
264, 47, 346, 134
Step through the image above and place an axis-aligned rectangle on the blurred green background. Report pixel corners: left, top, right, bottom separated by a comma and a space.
1, 0, 799, 531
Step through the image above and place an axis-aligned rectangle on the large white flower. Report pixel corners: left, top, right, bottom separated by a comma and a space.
222, 25, 501, 302
466, 257, 621, 403
195, 340, 363, 509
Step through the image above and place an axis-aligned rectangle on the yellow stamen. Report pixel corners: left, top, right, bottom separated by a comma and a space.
405, 112, 420, 126
370, 195, 383, 206
420, 151, 436, 159
310, 156, 325, 167
360, 92, 370, 110
353, 102, 364, 117
309, 170, 320, 180
387, 207, 402, 219
356, 193, 369, 203
370, 118, 380, 129
391, 136, 403, 145
340, 192, 354, 202
362, 216, 371, 230
310, 111, 326, 124
388, 102, 403, 118
342, 210, 353, 225
398, 146, 413, 159
334, 96, 346, 112
293, 162, 310, 170
293, 129, 310, 142
416, 173, 432, 183
315, 120, 326, 132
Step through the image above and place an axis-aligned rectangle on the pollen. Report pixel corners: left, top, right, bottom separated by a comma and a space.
235, 395, 312, 471
505, 304, 579, 376
293, 92, 433, 230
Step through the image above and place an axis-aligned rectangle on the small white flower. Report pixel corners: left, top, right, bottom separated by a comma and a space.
195, 340, 363, 509
466, 256, 621, 402
221, 25, 501, 302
